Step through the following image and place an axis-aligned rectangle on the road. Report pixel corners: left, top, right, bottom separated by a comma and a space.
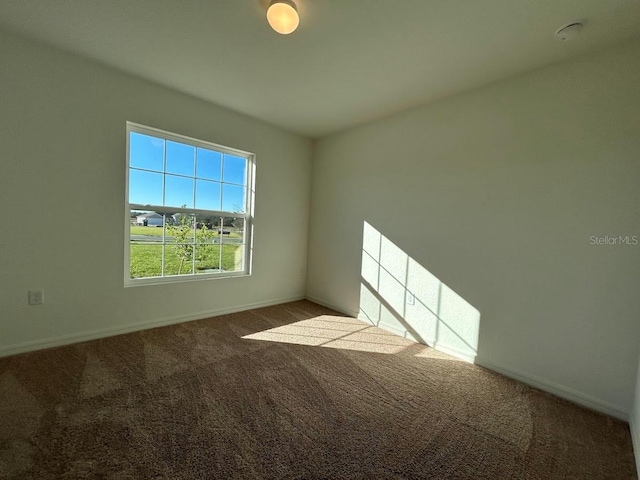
130, 235, 242, 244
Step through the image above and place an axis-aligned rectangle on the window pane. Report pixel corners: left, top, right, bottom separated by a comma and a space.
195, 180, 221, 211
223, 155, 247, 185
130, 244, 163, 279
196, 244, 222, 273
130, 210, 164, 241
221, 217, 244, 245
197, 148, 222, 181
221, 244, 244, 272
216, 221, 231, 240
222, 184, 245, 212
195, 215, 217, 273
205, 216, 225, 243
166, 141, 195, 176
166, 213, 195, 243
195, 214, 218, 232
165, 175, 194, 208
129, 132, 164, 172
195, 214, 223, 266
129, 169, 163, 206
163, 244, 194, 276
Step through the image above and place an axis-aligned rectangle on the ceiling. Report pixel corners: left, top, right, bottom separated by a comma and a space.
0, 0, 638, 138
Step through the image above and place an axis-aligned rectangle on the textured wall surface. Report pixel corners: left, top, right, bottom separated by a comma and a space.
308, 40, 640, 416
0, 28, 312, 355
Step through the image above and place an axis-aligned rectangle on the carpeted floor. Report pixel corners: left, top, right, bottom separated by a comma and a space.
0, 300, 636, 479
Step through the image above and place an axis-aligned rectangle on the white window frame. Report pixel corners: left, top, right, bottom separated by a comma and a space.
125, 122, 255, 287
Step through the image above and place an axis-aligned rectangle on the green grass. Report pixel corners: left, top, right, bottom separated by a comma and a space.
130, 243, 242, 278
130, 226, 164, 236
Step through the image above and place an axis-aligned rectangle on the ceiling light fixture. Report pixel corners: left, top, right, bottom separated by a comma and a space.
554, 22, 583, 41
267, 0, 299, 35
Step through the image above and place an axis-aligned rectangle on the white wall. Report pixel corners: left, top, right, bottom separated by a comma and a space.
631, 351, 640, 472
0, 28, 312, 355
307, 40, 640, 418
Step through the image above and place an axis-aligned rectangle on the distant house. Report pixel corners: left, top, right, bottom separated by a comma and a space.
136, 212, 163, 227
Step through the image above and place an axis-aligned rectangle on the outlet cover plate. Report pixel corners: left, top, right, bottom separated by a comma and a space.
28, 290, 44, 305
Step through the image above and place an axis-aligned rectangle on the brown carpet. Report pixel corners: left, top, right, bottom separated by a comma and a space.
0, 300, 636, 479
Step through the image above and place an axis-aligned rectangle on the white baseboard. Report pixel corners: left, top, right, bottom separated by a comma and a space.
0, 295, 305, 358
431, 343, 476, 364
305, 295, 629, 421
478, 360, 629, 421
630, 418, 640, 475
305, 295, 359, 317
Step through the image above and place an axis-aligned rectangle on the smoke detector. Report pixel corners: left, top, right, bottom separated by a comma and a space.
555, 22, 584, 41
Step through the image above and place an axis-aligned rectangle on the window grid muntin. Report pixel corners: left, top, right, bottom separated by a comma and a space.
129, 166, 247, 211
129, 166, 246, 187
126, 122, 253, 285
129, 210, 247, 277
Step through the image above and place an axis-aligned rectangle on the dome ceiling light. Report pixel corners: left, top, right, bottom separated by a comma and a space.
267, 0, 300, 35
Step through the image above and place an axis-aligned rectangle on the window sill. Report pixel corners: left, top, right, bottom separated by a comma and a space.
124, 271, 250, 288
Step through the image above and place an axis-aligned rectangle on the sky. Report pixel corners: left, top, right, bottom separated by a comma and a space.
129, 131, 247, 212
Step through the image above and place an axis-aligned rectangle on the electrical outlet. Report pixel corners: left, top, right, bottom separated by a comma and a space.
28, 290, 44, 305
406, 292, 415, 305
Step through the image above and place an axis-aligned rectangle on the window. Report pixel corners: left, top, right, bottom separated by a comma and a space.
125, 122, 254, 285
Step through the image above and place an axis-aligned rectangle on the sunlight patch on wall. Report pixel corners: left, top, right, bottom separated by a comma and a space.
360, 222, 480, 362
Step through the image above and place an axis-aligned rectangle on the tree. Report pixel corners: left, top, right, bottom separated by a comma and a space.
196, 223, 215, 266
166, 210, 193, 275
166, 207, 215, 274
